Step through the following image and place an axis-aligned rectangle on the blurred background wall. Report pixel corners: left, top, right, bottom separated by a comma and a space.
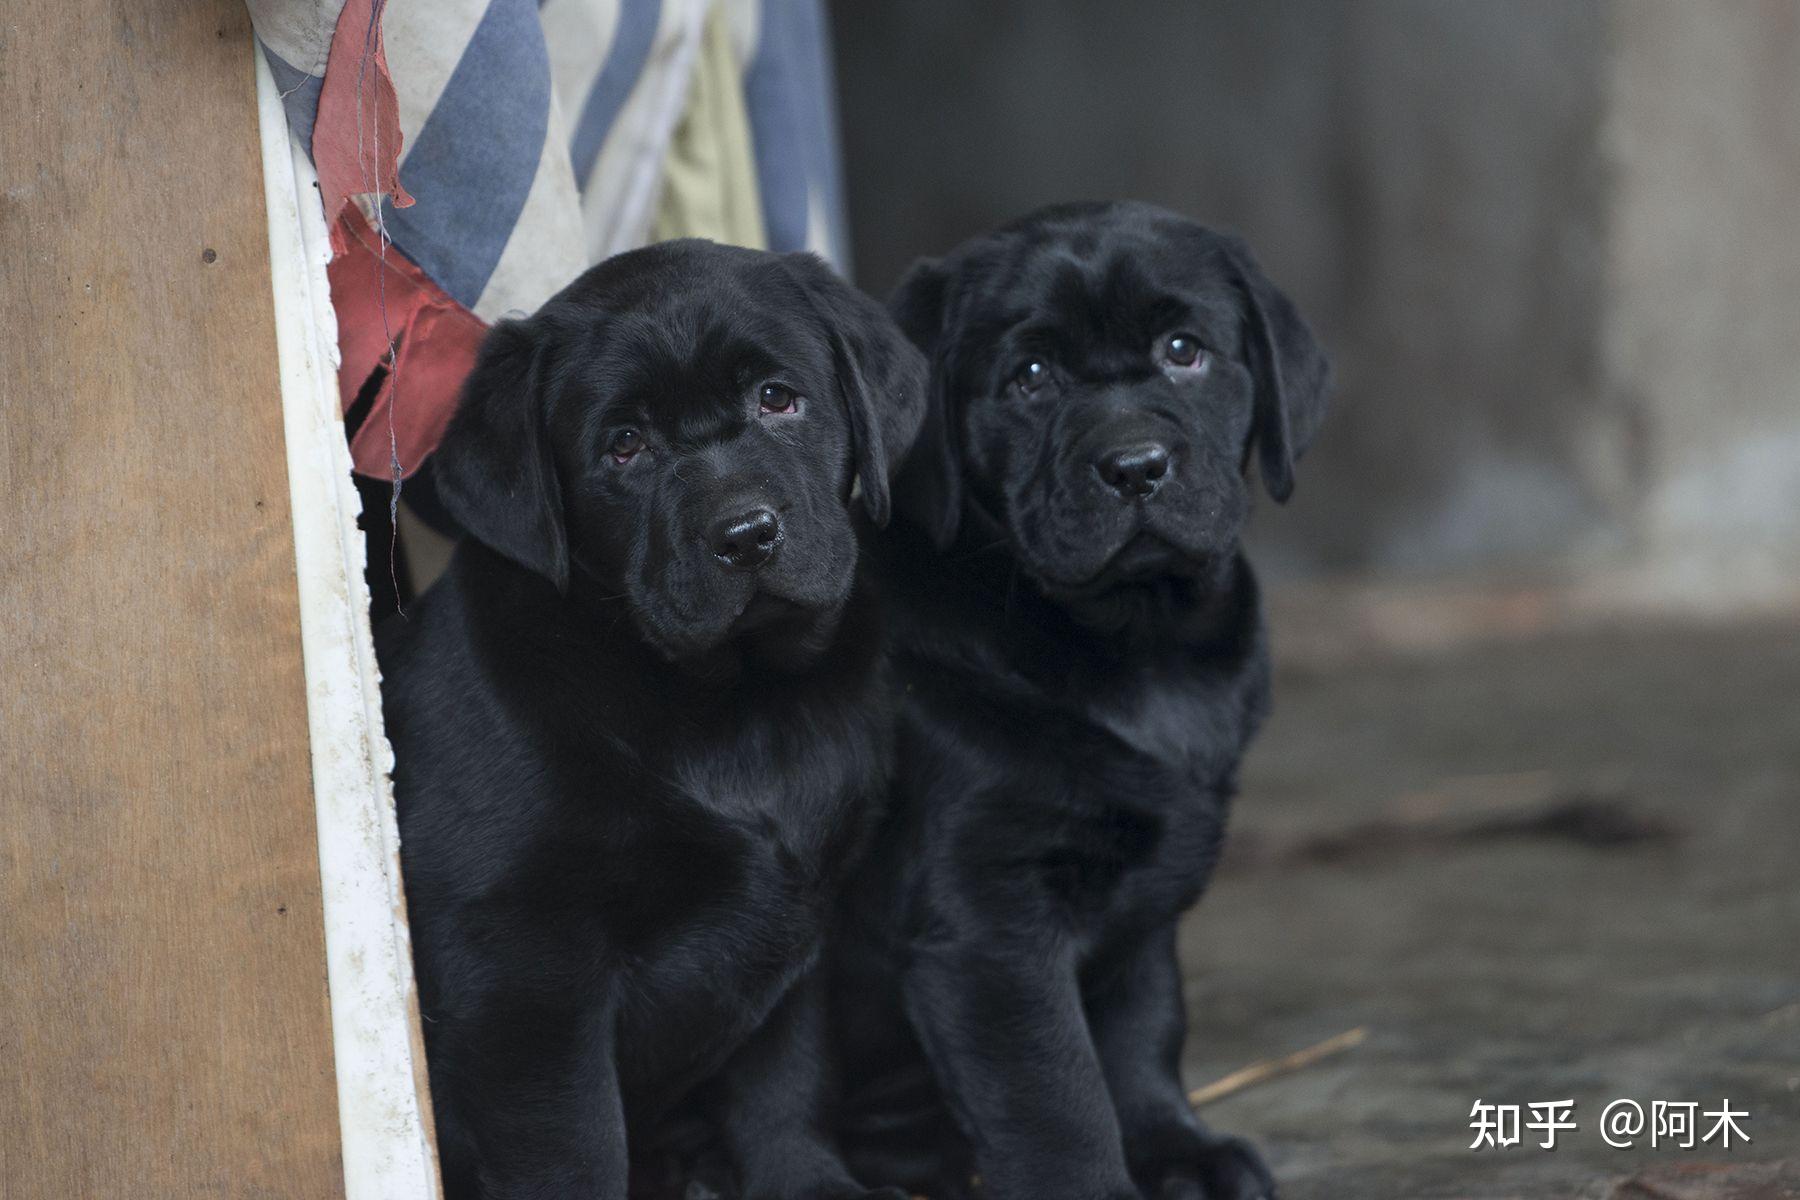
831, 0, 1800, 602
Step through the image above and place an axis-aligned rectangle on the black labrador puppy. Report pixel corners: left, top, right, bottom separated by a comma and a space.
831, 202, 1329, 1200
378, 240, 924, 1200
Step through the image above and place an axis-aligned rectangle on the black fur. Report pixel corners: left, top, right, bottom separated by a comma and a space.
832, 202, 1330, 1200
380, 240, 924, 1200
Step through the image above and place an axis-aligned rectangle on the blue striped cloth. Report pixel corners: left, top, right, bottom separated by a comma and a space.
248, 0, 848, 323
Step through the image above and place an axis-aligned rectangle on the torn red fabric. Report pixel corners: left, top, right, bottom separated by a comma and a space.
310, 0, 465, 478
329, 208, 487, 478
314, 0, 413, 247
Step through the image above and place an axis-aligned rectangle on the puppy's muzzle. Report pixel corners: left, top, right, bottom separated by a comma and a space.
708, 505, 783, 572
1095, 440, 1172, 499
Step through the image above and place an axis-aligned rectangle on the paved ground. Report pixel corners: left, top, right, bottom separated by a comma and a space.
1180, 613, 1800, 1199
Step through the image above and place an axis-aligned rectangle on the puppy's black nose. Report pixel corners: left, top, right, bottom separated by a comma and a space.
709, 507, 782, 571
1096, 442, 1171, 498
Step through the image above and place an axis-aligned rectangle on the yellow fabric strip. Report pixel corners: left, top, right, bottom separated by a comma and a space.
652, 4, 766, 250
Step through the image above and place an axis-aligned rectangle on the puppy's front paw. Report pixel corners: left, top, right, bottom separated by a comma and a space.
1154, 1133, 1276, 1200
743, 1179, 909, 1200
788, 1187, 908, 1200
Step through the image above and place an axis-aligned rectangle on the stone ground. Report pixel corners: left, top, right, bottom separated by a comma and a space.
1180, 611, 1800, 1200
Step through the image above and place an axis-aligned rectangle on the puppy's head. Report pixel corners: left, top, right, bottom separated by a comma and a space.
433, 240, 925, 664
892, 201, 1328, 604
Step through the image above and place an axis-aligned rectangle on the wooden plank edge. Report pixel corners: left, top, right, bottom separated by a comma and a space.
254, 45, 443, 1200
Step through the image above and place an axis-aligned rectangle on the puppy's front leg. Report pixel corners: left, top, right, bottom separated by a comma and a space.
903, 936, 1138, 1200
428, 1002, 628, 1200
714, 969, 907, 1200
1088, 928, 1275, 1200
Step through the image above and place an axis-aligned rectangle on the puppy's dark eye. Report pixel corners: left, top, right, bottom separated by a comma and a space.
758, 383, 799, 415
1162, 333, 1208, 369
609, 429, 644, 461
1014, 360, 1050, 394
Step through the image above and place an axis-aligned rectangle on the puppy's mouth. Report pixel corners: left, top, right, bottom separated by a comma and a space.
1107, 531, 1188, 578
729, 590, 809, 635
630, 521, 859, 665
1033, 531, 1211, 599
724, 586, 848, 671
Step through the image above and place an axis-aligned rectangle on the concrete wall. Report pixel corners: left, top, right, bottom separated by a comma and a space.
1602, 2, 1800, 602
831, 0, 1800, 595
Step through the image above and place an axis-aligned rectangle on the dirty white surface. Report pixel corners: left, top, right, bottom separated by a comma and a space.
256, 47, 442, 1200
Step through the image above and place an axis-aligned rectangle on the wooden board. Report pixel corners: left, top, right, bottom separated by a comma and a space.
0, 2, 346, 1196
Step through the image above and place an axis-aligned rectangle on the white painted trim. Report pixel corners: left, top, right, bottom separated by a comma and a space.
254, 48, 442, 1200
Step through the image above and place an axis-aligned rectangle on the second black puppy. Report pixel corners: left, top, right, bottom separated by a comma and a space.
834, 203, 1329, 1200
380, 241, 923, 1200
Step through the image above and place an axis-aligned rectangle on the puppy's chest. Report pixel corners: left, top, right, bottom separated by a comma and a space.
1086, 668, 1248, 788
667, 717, 884, 870
1034, 672, 1250, 922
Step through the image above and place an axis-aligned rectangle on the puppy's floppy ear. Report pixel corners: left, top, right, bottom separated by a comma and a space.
781, 254, 928, 527
1227, 239, 1331, 504
887, 257, 963, 548
431, 316, 570, 591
